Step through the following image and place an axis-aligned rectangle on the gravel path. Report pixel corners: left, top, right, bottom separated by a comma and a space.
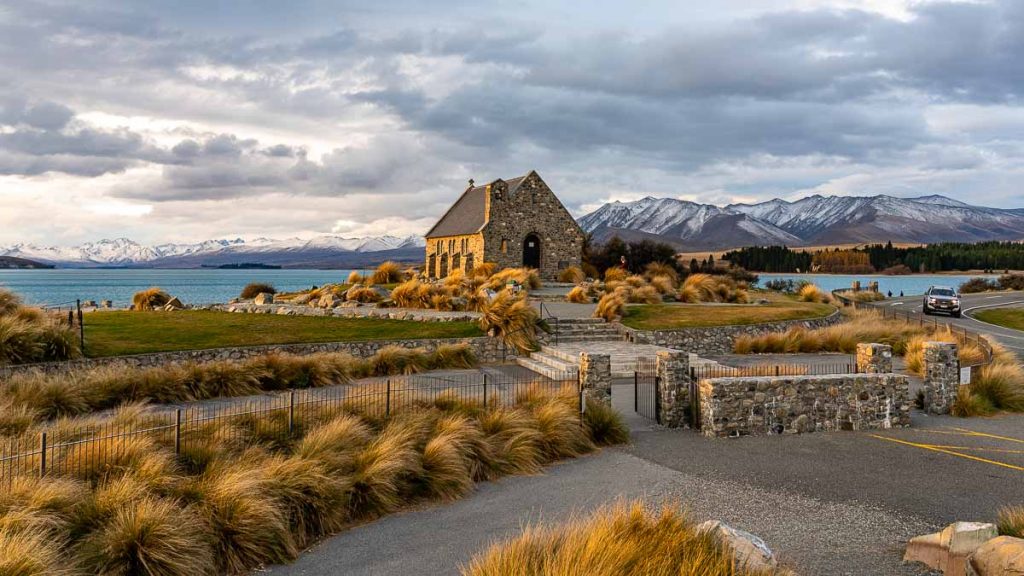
262, 448, 935, 576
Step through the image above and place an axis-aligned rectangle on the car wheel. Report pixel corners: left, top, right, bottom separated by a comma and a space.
922, 307, 931, 315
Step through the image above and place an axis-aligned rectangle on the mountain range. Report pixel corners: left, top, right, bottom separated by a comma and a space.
0, 236, 426, 268
578, 194, 1024, 250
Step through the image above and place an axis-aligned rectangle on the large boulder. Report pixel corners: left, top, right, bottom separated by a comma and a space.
697, 520, 778, 572
290, 293, 312, 305
254, 292, 275, 306
905, 522, 999, 576
969, 536, 1024, 575
164, 297, 184, 310
318, 293, 341, 308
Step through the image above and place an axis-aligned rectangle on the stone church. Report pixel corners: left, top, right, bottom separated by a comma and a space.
424, 170, 584, 280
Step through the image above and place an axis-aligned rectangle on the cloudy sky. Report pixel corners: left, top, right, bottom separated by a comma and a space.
2, 0, 1023, 246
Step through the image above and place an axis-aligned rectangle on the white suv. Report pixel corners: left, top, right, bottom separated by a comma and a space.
923, 286, 961, 318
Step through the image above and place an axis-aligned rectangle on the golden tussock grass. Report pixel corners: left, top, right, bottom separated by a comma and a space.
461, 501, 779, 576
603, 267, 627, 282
594, 290, 626, 321
626, 284, 662, 304
347, 271, 365, 284
998, 505, 1024, 538
239, 283, 276, 299
644, 262, 679, 284
566, 286, 590, 304
486, 268, 542, 291
648, 275, 676, 295
0, 386, 627, 574
346, 285, 383, 303
796, 283, 832, 304
131, 287, 171, 311
557, 266, 585, 284
479, 290, 540, 353
371, 261, 404, 284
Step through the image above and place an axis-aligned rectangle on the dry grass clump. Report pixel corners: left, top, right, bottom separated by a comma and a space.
966, 361, 1024, 413
835, 289, 885, 303
0, 289, 80, 366
479, 290, 540, 353
603, 267, 628, 282
998, 505, 1024, 538
428, 343, 477, 370
371, 261, 404, 284
594, 290, 627, 322
462, 500, 777, 576
583, 398, 630, 445
347, 271, 365, 284
796, 283, 832, 304
734, 309, 922, 355
239, 283, 276, 299
644, 262, 679, 284
680, 273, 748, 304
566, 286, 590, 304
131, 287, 172, 311
0, 525, 69, 575
557, 266, 585, 284
346, 285, 383, 303
648, 275, 676, 295
626, 284, 662, 304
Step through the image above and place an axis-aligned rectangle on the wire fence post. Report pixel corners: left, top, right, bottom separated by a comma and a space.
174, 409, 182, 455
482, 373, 488, 408
76, 299, 85, 355
385, 379, 392, 418
288, 390, 296, 435
39, 432, 47, 478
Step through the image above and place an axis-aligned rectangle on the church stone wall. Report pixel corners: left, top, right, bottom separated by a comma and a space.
481, 173, 584, 279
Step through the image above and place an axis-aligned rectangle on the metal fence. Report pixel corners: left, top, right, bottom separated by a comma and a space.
634, 358, 660, 424
688, 360, 857, 382
0, 371, 580, 488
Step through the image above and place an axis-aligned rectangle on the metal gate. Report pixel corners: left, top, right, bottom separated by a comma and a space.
634, 358, 660, 424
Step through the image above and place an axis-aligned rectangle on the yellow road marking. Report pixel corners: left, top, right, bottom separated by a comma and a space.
868, 435, 1024, 472
922, 445, 1024, 455
949, 427, 1024, 444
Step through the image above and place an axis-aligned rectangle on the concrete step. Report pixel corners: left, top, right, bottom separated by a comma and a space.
553, 334, 624, 343
516, 356, 578, 380
546, 317, 605, 325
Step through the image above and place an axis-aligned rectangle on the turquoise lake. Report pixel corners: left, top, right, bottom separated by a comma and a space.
0, 269, 366, 307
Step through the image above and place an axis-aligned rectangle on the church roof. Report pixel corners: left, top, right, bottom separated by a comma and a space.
425, 174, 530, 238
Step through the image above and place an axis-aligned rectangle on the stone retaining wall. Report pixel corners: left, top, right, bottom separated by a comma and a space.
0, 337, 516, 378
699, 372, 911, 437
209, 303, 479, 322
619, 309, 842, 356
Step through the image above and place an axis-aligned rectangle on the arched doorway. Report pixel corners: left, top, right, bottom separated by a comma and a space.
440, 253, 449, 278
522, 233, 541, 269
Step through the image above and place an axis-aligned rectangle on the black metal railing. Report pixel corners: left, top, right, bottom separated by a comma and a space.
0, 371, 580, 488
634, 358, 660, 424
689, 361, 857, 382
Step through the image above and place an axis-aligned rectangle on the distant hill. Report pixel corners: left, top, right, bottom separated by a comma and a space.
0, 235, 426, 269
0, 256, 53, 269
579, 194, 1024, 250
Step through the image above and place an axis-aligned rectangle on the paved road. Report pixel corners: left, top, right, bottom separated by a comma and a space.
262, 383, 1023, 576
880, 290, 1024, 352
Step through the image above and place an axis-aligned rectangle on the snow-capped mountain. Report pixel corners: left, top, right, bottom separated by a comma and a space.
0, 235, 426, 268
580, 194, 1024, 249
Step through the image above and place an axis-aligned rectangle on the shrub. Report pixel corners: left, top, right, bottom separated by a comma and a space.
479, 290, 540, 353
368, 346, 429, 376
959, 277, 997, 294
951, 386, 996, 417
881, 264, 913, 275
999, 273, 1024, 291
295, 413, 373, 474
648, 275, 676, 295
627, 284, 662, 304
970, 363, 1024, 412
347, 271, 365, 284
0, 316, 44, 365
566, 286, 589, 303
594, 290, 626, 322
461, 501, 771, 576
998, 505, 1024, 538
347, 419, 422, 518
131, 287, 171, 311
477, 408, 545, 476
257, 454, 350, 547
557, 266, 585, 284
372, 261, 403, 284
529, 398, 594, 459
76, 496, 215, 576
682, 273, 718, 302
418, 415, 481, 500
240, 283, 276, 299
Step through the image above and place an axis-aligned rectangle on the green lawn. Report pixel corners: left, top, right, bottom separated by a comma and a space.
621, 300, 835, 330
973, 308, 1024, 331
83, 310, 483, 357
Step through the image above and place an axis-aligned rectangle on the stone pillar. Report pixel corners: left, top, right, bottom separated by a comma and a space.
655, 350, 690, 428
579, 352, 611, 405
923, 341, 960, 415
856, 343, 893, 374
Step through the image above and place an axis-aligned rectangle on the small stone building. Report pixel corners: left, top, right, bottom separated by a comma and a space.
424, 171, 584, 280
